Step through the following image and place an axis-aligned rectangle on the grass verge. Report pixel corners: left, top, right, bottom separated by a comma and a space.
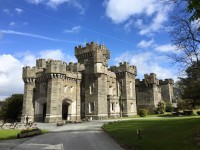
103, 116, 200, 150
0, 129, 48, 140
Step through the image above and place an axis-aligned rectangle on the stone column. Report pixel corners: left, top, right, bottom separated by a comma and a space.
21, 78, 35, 123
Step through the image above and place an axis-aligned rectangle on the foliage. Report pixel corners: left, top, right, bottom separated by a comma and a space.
0, 94, 23, 121
177, 99, 197, 110
103, 116, 200, 150
165, 102, 174, 112
138, 109, 148, 117
187, 0, 200, 21
156, 100, 166, 114
197, 111, 200, 115
177, 62, 200, 108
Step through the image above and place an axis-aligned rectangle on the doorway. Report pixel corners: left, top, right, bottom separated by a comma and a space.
62, 101, 70, 120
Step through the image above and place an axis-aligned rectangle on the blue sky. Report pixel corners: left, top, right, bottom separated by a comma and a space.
0, 0, 178, 100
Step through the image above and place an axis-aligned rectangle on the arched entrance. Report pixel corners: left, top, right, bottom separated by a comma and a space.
62, 101, 70, 120
62, 99, 73, 120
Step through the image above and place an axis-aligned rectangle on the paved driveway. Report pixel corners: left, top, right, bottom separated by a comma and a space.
0, 120, 124, 150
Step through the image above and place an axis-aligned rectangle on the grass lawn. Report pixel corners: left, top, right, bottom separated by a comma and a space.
0, 129, 49, 140
103, 116, 200, 150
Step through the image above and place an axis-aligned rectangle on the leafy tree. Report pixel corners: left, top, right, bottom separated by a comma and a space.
178, 61, 200, 107
0, 94, 23, 122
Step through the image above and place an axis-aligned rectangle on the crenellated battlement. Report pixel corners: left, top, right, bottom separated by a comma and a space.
110, 62, 137, 75
22, 66, 37, 79
144, 73, 159, 85
45, 59, 67, 74
159, 79, 174, 85
66, 62, 85, 72
75, 42, 110, 64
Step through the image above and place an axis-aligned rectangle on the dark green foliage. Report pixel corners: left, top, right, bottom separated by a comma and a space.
187, 0, 200, 21
0, 94, 23, 122
156, 100, 165, 114
197, 111, 200, 115
177, 99, 195, 110
138, 109, 148, 117
165, 102, 174, 112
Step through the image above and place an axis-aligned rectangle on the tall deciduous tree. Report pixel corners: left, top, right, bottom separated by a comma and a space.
0, 94, 23, 122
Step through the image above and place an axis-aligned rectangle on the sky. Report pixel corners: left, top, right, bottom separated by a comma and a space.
0, 0, 179, 100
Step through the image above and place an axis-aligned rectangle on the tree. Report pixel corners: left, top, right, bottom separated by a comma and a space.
0, 94, 23, 122
169, 12, 200, 68
187, 0, 200, 21
178, 61, 200, 107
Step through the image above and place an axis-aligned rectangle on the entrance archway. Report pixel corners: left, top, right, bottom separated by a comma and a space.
62, 101, 70, 120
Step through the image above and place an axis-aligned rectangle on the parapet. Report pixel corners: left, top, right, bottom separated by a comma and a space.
36, 59, 46, 69
144, 73, 159, 85
110, 62, 137, 75
159, 79, 174, 85
75, 42, 110, 62
22, 66, 37, 79
66, 62, 85, 72
46, 60, 67, 74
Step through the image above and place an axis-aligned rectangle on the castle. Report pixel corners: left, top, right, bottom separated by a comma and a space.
21, 42, 174, 123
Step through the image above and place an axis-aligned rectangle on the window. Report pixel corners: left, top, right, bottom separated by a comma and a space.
89, 102, 95, 113
89, 83, 95, 94
111, 102, 115, 112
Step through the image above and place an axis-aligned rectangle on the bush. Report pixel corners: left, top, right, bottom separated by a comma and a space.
138, 109, 148, 117
165, 102, 173, 112
156, 100, 165, 114
197, 111, 200, 115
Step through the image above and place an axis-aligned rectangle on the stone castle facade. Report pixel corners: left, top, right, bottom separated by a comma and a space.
21, 42, 174, 123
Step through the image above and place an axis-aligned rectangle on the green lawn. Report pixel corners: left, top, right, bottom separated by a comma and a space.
103, 116, 200, 150
0, 129, 21, 140
0, 129, 48, 140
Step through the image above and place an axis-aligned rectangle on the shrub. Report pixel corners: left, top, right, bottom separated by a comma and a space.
138, 109, 148, 117
197, 111, 200, 115
165, 102, 173, 112
156, 100, 165, 114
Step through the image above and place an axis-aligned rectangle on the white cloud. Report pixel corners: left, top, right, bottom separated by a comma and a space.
104, 0, 172, 35
137, 39, 154, 48
64, 26, 81, 34
15, 8, 24, 14
47, 0, 69, 9
124, 19, 134, 32
114, 51, 176, 80
26, 0, 84, 13
0, 49, 76, 99
0, 55, 24, 99
155, 44, 176, 52
26, 0, 45, 4
9, 22, 15, 27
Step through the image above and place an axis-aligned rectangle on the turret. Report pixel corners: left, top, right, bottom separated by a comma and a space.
75, 42, 110, 66
110, 62, 137, 76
